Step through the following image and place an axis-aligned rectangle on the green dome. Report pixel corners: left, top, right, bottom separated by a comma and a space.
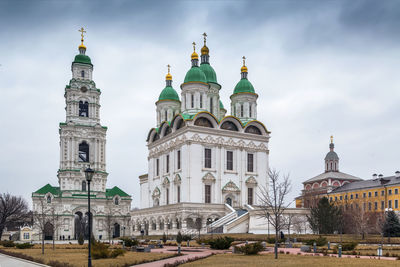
184, 66, 207, 84
73, 54, 92, 65
158, 86, 180, 101
219, 100, 225, 110
233, 78, 255, 94
200, 63, 217, 84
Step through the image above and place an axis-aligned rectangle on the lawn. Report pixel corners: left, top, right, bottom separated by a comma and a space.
181, 253, 400, 267
0, 246, 174, 267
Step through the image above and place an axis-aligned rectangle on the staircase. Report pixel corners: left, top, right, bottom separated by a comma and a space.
207, 204, 253, 234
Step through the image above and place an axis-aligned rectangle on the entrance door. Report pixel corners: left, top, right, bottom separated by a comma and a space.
44, 222, 54, 240
226, 197, 232, 206
113, 223, 120, 238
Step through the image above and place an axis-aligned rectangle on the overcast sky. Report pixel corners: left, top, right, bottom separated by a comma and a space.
1, 0, 399, 208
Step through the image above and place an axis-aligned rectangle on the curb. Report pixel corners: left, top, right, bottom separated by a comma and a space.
0, 252, 50, 267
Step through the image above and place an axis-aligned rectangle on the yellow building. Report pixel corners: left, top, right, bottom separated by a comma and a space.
328, 172, 400, 211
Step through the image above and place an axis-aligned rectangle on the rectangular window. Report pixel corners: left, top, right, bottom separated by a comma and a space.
226, 151, 233, 170
166, 188, 169, 205
335, 196, 337, 201
345, 195, 348, 200
375, 202, 378, 210
375, 191, 378, 197
166, 155, 170, 173
389, 200, 392, 209
396, 189, 399, 195
368, 202, 371, 211
396, 200, 398, 209
363, 192, 366, 198
23, 233, 29, 239
200, 95, 203, 108
204, 148, 212, 168
177, 150, 181, 170
191, 94, 194, 108
389, 189, 392, 195
340, 196, 342, 200
368, 192, 372, 197
355, 194, 358, 199
350, 194, 353, 199
205, 185, 211, 203
156, 158, 159, 176
381, 201, 385, 210
247, 153, 254, 172
177, 186, 180, 203
381, 190, 385, 196
248, 187, 254, 205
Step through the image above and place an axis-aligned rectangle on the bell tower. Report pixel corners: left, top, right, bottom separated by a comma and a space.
58, 28, 108, 192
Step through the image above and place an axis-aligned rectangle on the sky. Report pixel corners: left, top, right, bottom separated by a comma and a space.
0, 0, 399, 208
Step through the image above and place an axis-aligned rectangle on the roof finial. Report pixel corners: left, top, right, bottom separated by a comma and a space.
192, 42, 196, 51
242, 56, 246, 66
330, 135, 333, 144
191, 42, 199, 60
166, 64, 172, 81
203, 32, 207, 45
241, 56, 248, 74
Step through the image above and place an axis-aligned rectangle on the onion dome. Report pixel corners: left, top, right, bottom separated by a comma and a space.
200, 32, 218, 84
159, 65, 180, 101
183, 42, 207, 84
73, 27, 92, 65
233, 56, 255, 94
325, 136, 339, 161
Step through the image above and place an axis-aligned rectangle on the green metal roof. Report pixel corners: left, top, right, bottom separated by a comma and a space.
106, 186, 130, 197
219, 100, 225, 110
158, 86, 180, 101
200, 63, 217, 84
34, 184, 60, 195
181, 113, 194, 120
183, 66, 207, 84
233, 78, 255, 94
73, 54, 92, 65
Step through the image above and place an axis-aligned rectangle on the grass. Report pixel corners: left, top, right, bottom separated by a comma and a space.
180, 253, 400, 267
0, 246, 174, 267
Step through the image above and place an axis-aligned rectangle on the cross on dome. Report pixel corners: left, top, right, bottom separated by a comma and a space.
203, 32, 207, 45
78, 27, 87, 52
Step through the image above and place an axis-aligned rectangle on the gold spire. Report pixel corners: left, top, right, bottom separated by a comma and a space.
191, 41, 199, 60
201, 32, 209, 55
330, 135, 334, 144
166, 64, 172, 81
241, 56, 248, 73
78, 27, 87, 49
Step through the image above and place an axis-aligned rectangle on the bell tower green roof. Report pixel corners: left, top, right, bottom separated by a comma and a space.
233, 78, 255, 94
158, 86, 180, 101
200, 63, 217, 84
73, 54, 92, 65
184, 66, 207, 84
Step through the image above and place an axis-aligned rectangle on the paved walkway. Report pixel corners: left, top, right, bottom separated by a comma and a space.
0, 253, 48, 267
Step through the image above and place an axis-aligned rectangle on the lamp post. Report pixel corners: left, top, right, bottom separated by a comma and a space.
85, 166, 94, 267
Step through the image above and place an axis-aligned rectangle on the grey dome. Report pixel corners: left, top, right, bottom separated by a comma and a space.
325, 151, 339, 161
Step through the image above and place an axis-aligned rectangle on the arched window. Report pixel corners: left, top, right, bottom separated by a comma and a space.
78, 142, 89, 162
226, 197, 232, 206
200, 95, 203, 108
220, 121, 239, 131
47, 195, 51, 203
249, 105, 252, 117
175, 119, 185, 130
164, 126, 171, 136
164, 110, 168, 121
152, 133, 160, 142
82, 181, 86, 191
81, 70, 85, 78
191, 94, 194, 108
79, 101, 89, 117
240, 104, 244, 117
210, 97, 213, 114
245, 125, 262, 135
194, 117, 213, 128
114, 197, 119, 205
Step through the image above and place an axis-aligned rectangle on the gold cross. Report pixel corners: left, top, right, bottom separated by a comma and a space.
242, 56, 246, 66
203, 32, 207, 44
167, 64, 171, 74
78, 27, 86, 44
330, 135, 333, 143
192, 42, 196, 51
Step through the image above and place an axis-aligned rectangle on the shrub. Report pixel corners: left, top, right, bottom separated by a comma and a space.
266, 237, 283, 244
208, 237, 234, 250
16, 243, 34, 249
341, 242, 358, 251
1, 240, 15, 247
92, 241, 109, 259
176, 232, 183, 245
162, 233, 167, 244
110, 248, 126, 258
47, 260, 75, 267
120, 237, 138, 247
304, 237, 327, 246
235, 242, 264, 255
78, 234, 84, 245
182, 234, 192, 242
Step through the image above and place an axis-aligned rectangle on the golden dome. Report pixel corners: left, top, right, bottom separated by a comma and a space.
201, 45, 209, 55
191, 41, 198, 60
166, 64, 172, 80
79, 43, 86, 50
241, 56, 248, 73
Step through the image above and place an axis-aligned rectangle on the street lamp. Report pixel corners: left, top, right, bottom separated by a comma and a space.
85, 166, 94, 267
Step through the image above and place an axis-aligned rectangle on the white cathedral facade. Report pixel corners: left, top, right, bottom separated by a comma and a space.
32, 35, 131, 241
130, 36, 274, 235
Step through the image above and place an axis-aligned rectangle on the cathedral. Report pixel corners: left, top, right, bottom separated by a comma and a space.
32, 29, 131, 241
130, 34, 273, 235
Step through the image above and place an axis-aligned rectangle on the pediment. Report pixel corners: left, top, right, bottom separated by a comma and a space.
222, 180, 240, 193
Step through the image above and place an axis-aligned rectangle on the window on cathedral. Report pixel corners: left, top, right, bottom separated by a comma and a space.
164, 126, 171, 136
245, 125, 262, 135
177, 186, 180, 203
82, 181, 86, 191
226, 151, 233, 170
247, 153, 254, 172
396, 188, 399, 195
152, 133, 160, 142
47, 195, 51, 203
368, 192, 372, 197
200, 95, 203, 108
204, 148, 212, 168
166, 188, 169, 205
375, 202, 378, 210
389, 189, 392, 195
166, 155, 170, 173
81, 70, 85, 77
381, 190, 384, 196
78, 142, 89, 162
248, 187, 253, 205
154, 198, 159, 207
165, 110, 168, 121
194, 117, 213, 128
221, 121, 238, 131
374, 191, 378, 197
175, 119, 185, 130
210, 97, 213, 114
23, 233, 30, 240
79, 101, 89, 117
226, 197, 232, 206
177, 150, 181, 170
114, 197, 119, 205
156, 158, 159, 176
191, 94, 194, 108
205, 184, 211, 203
249, 105, 252, 117
240, 104, 244, 117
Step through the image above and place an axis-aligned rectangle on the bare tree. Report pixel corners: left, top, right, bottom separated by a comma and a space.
101, 207, 114, 243
33, 198, 51, 254
259, 169, 292, 259
292, 215, 307, 234
283, 213, 296, 241
0, 193, 28, 240
49, 208, 64, 250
